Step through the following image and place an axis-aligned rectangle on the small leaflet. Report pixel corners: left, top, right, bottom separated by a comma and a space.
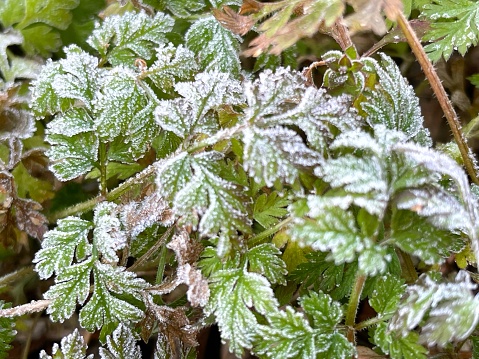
87, 11, 174, 66
93, 202, 126, 263
99, 324, 142, 359
246, 244, 287, 285
389, 271, 479, 347
39, 329, 92, 359
0, 301, 16, 359
186, 15, 241, 75
155, 72, 243, 139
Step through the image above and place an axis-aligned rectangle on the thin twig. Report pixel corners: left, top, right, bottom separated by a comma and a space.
0, 300, 51, 318
394, 10, 479, 185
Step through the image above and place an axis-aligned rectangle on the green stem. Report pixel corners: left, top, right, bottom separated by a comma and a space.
395, 10, 479, 185
354, 315, 387, 331
345, 272, 367, 343
99, 142, 108, 197
48, 164, 157, 222
155, 244, 168, 285
0, 266, 34, 289
248, 217, 293, 247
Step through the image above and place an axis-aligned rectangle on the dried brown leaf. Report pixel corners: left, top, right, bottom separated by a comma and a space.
14, 198, 48, 240
239, 0, 264, 15
177, 264, 210, 307
213, 6, 255, 36
345, 0, 403, 35
167, 228, 203, 265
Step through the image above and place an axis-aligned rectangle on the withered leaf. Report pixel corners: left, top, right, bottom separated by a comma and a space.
14, 198, 48, 240
345, 0, 403, 35
213, 6, 255, 36
167, 228, 203, 265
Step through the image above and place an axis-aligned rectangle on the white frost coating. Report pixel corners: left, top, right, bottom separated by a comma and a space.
121, 192, 173, 238
93, 202, 127, 263
40, 329, 93, 359
52, 45, 100, 111
46, 108, 95, 137
99, 324, 142, 359
389, 271, 479, 347
243, 126, 322, 187
176, 263, 210, 307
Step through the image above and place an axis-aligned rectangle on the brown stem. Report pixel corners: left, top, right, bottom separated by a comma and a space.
331, 18, 355, 52
394, 11, 479, 185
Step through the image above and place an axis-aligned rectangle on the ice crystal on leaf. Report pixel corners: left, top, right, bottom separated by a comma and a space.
389, 271, 479, 347
246, 243, 287, 285
162, 0, 205, 18
156, 152, 251, 240
93, 202, 126, 263
186, 15, 241, 75
33, 217, 92, 279
419, 0, 479, 62
87, 11, 174, 66
155, 72, 243, 139
99, 324, 142, 359
0, 301, 15, 359
205, 268, 279, 356
147, 43, 198, 92
243, 126, 322, 186
254, 292, 354, 359
372, 323, 428, 359
362, 54, 431, 147
39, 329, 92, 359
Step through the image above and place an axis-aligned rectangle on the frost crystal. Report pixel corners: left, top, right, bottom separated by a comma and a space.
40, 329, 92, 359
99, 324, 142, 359
93, 202, 126, 263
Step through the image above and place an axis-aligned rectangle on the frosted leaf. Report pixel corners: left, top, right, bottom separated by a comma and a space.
161, 0, 205, 18
0, 106, 35, 141
0, 31, 23, 74
99, 324, 142, 359
44, 259, 93, 322
362, 54, 431, 146
93, 202, 126, 263
40, 329, 93, 359
186, 15, 241, 75
155, 72, 243, 139
79, 262, 146, 331
46, 129, 99, 181
389, 271, 479, 347
209, 0, 242, 6
390, 209, 462, 265
369, 274, 405, 316
243, 67, 305, 120
254, 292, 354, 359
372, 322, 427, 359
87, 11, 174, 66
289, 197, 389, 275
47, 108, 95, 137
243, 126, 322, 186
166, 229, 202, 265
156, 152, 251, 239
94, 67, 151, 140
52, 45, 101, 111
176, 263, 210, 307
121, 192, 173, 239
33, 217, 92, 279
148, 43, 198, 91
246, 244, 287, 285
205, 268, 279, 356
31, 60, 71, 116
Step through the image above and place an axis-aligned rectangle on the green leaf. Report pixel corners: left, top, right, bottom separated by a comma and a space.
87, 11, 174, 66
472, 336, 479, 359
246, 244, 287, 285
0, 302, 15, 359
21, 24, 62, 56
369, 274, 405, 316
79, 262, 146, 332
253, 192, 289, 228
46, 128, 99, 181
390, 209, 462, 265
389, 271, 479, 347
147, 43, 198, 92
254, 292, 354, 359
362, 54, 431, 146
420, 0, 479, 61
99, 324, 142, 359
155, 72, 243, 139
44, 259, 93, 322
93, 202, 127, 263
162, 0, 205, 18
156, 152, 251, 242
290, 252, 357, 301
372, 322, 427, 359
39, 329, 92, 359
205, 268, 279, 356
243, 126, 322, 187
33, 217, 92, 279
17, 0, 79, 30
186, 15, 241, 75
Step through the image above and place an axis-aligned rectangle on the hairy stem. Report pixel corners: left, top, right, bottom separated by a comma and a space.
395, 10, 479, 185
128, 226, 173, 272
0, 300, 51, 318
0, 266, 34, 289
345, 273, 367, 343
354, 315, 387, 331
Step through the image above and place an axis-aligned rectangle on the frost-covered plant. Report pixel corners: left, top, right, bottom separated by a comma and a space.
2, 0, 479, 358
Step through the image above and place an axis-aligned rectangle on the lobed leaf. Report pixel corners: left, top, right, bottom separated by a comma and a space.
39, 329, 92, 359
99, 324, 142, 359
0, 302, 15, 359
246, 244, 287, 285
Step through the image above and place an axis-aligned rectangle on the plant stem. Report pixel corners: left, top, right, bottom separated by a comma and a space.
345, 272, 367, 343
248, 217, 293, 247
396, 249, 418, 284
128, 226, 173, 272
0, 300, 51, 318
0, 266, 33, 289
354, 315, 387, 331
48, 163, 157, 222
394, 10, 479, 185
99, 142, 108, 196
155, 244, 168, 285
